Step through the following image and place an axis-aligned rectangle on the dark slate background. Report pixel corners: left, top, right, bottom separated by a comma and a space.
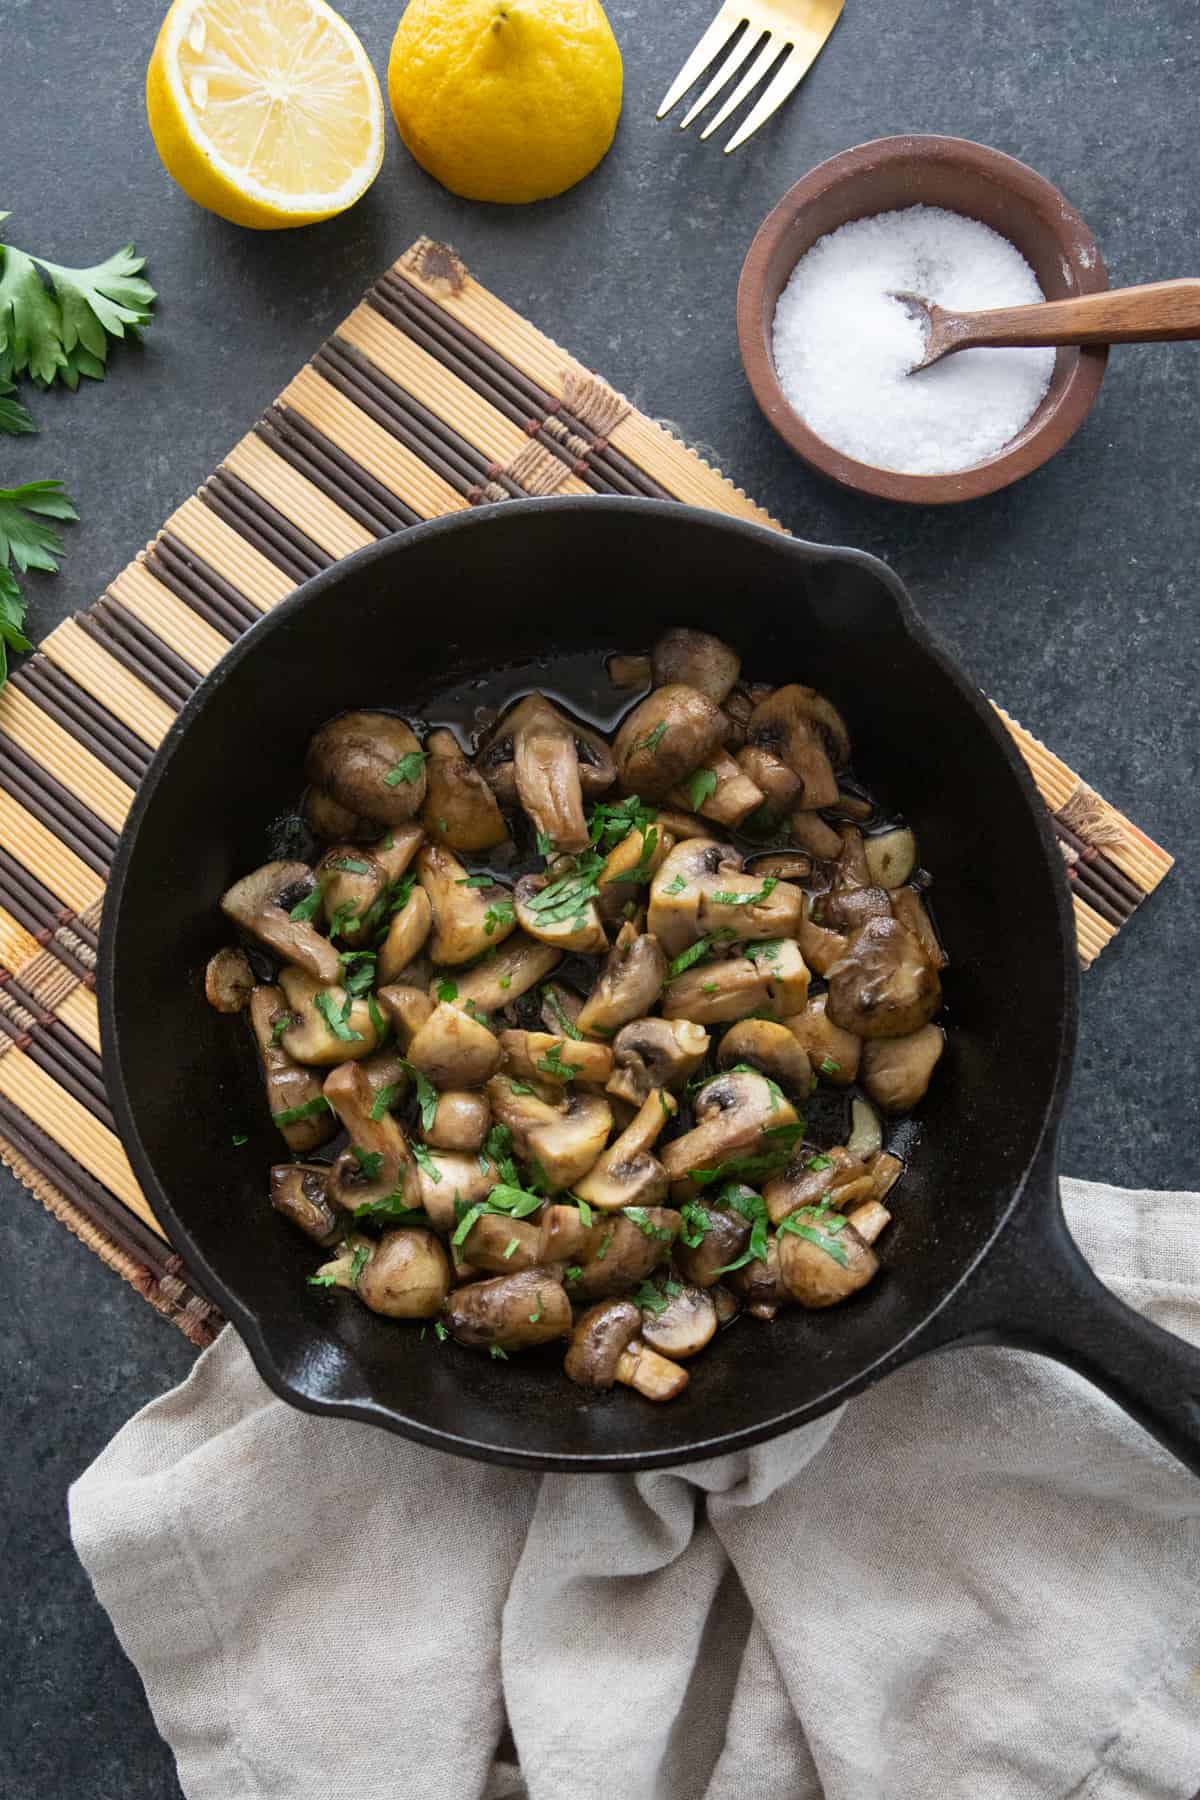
1, 0, 1197, 1791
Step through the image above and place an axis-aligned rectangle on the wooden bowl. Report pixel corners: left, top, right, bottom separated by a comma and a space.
737, 135, 1110, 504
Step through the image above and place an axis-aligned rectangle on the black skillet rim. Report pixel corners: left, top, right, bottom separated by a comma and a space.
99, 497, 1080, 1470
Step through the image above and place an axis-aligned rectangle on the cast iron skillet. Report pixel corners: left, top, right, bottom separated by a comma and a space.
100, 498, 1200, 1473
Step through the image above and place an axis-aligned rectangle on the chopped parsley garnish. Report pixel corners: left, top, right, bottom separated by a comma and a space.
465, 1000, 492, 1028
412, 1143, 441, 1182
523, 853, 604, 927
329, 856, 371, 875
272, 1095, 334, 1126
231, 1132, 248, 1146
353, 1194, 427, 1224
450, 1182, 544, 1252
507, 1079, 533, 1095
744, 941, 780, 965
314, 990, 363, 1042
542, 986, 583, 1040
807, 1153, 833, 1171
270, 1012, 296, 1046
666, 937, 715, 980
535, 829, 555, 859
701, 981, 718, 995
327, 900, 360, 938
529, 1305, 544, 1323
574, 1196, 594, 1228
664, 874, 688, 896
484, 901, 515, 936
288, 885, 323, 924
536, 1040, 577, 1081
820, 1057, 841, 1075
564, 1265, 583, 1284
502, 1235, 520, 1260
489, 1344, 509, 1360
686, 767, 718, 811
710, 878, 778, 908
659, 1091, 673, 1120
729, 1064, 784, 1110
434, 1320, 449, 1342
349, 1244, 371, 1283
351, 1145, 384, 1180
456, 874, 495, 888
595, 1226, 614, 1261
624, 1207, 674, 1242
484, 1122, 519, 1186
632, 1277, 685, 1315
588, 795, 658, 855
680, 1200, 711, 1247
399, 1061, 439, 1132
383, 750, 429, 786
370, 1082, 401, 1122
499, 974, 513, 992
436, 979, 458, 1003
690, 1125, 804, 1190
306, 1271, 337, 1289
777, 1204, 850, 1267
633, 720, 667, 755
339, 948, 377, 997
713, 1187, 771, 1274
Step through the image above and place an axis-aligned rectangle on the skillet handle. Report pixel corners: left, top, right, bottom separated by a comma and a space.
918, 1138, 1200, 1476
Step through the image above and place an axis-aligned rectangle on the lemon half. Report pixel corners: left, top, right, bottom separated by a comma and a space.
147, 0, 385, 230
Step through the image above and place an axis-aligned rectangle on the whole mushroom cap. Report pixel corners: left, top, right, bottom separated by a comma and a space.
306, 711, 428, 824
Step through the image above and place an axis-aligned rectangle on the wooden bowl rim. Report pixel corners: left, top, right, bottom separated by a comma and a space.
736, 134, 1110, 504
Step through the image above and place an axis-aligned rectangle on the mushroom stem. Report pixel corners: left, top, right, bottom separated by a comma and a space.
614, 1338, 690, 1401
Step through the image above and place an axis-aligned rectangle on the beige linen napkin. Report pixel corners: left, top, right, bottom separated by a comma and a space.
70, 1178, 1200, 1800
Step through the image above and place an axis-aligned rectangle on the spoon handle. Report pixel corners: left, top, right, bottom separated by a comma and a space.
950, 279, 1200, 350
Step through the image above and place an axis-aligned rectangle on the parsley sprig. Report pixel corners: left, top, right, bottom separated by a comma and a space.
0, 220, 156, 390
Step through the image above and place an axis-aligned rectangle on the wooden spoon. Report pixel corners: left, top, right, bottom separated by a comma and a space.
893, 278, 1200, 373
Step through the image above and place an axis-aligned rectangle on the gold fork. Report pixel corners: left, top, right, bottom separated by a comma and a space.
658, 0, 846, 153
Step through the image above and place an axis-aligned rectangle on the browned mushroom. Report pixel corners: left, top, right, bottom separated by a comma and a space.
674, 1200, 751, 1288
487, 1078, 613, 1192
248, 985, 338, 1152
650, 628, 740, 704
667, 751, 764, 829
564, 1299, 689, 1400
777, 1200, 890, 1308
376, 886, 434, 984
514, 869, 607, 955
407, 1001, 502, 1088
789, 810, 844, 860
717, 1018, 811, 1099
861, 1024, 945, 1112
447, 932, 562, 1013
727, 1233, 789, 1318
734, 744, 802, 812
639, 1282, 717, 1359
442, 1267, 572, 1352
784, 992, 861, 1086
661, 1069, 798, 1185
499, 1029, 614, 1089
456, 1214, 541, 1274
606, 1016, 710, 1106
747, 687, 846, 810
613, 685, 727, 800
889, 884, 947, 970
575, 927, 666, 1036
310, 1233, 374, 1291
420, 727, 507, 851
204, 946, 254, 1013
745, 850, 813, 883
221, 861, 340, 984
607, 652, 652, 690
277, 967, 382, 1065
797, 896, 850, 977
313, 844, 388, 946
376, 983, 435, 1047
303, 784, 378, 843
477, 694, 615, 854
416, 842, 516, 964
596, 821, 676, 921
412, 1150, 500, 1233
826, 916, 942, 1039
356, 1228, 450, 1317
648, 837, 802, 952
425, 1089, 491, 1152
306, 711, 429, 823
270, 1164, 341, 1245
661, 939, 809, 1026
763, 1145, 873, 1226
571, 1209, 682, 1300
573, 1089, 677, 1211
323, 1061, 417, 1214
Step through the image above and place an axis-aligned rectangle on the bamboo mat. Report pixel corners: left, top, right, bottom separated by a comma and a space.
0, 237, 1174, 1347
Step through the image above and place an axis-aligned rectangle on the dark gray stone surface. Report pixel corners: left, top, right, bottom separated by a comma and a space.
1, 0, 1196, 1791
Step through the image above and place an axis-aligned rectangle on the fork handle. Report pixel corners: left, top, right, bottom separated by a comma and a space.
947, 279, 1200, 350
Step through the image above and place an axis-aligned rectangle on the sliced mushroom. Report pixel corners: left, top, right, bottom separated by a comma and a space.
514, 869, 607, 955
871, 1151, 904, 1201
564, 1300, 690, 1400
662, 939, 807, 1026
661, 1069, 798, 1184
717, 1018, 811, 1098
419, 727, 507, 851
248, 985, 338, 1149
486, 1078, 612, 1192
270, 1163, 341, 1245
613, 685, 727, 800
416, 843, 516, 965
654, 808, 714, 841
890, 884, 947, 971
668, 751, 764, 829
700, 876, 804, 947
500, 1029, 614, 1089
748, 687, 847, 810
313, 844, 385, 945
442, 1267, 571, 1352
278, 967, 382, 1066
650, 628, 740, 704
303, 784, 378, 842
639, 1283, 717, 1359
425, 1088, 491, 1152
576, 927, 666, 1037
374, 886, 434, 984
204, 946, 254, 1014
648, 838, 738, 954
356, 1228, 450, 1318
777, 1200, 889, 1308
784, 993, 861, 1086
376, 983, 435, 1047
826, 917, 942, 1039
735, 744, 802, 812
574, 1089, 677, 1212
407, 1001, 501, 1088
597, 821, 675, 922
862, 1024, 945, 1112
721, 683, 756, 749
310, 1233, 374, 1292
606, 1016, 710, 1106
477, 695, 615, 854
797, 897, 850, 977
540, 981, 585, 1039
674, 1200, 751, 1287
414, 1150, 499, 1233
458, 1214, 541, 1274
221, 860, 340, 984
306, 711, 428, 823
448, 933, 562, 1013
572, 1209, 682, 1299
865, 826, 917, 889
821, 882, 893, 935
789, 810, 844, 860
764, 1146, 871, 1226
324, 1061, 416, 1213
728, 1234, 789, 1317
711, 1283, 739, 1326
746, 851, 813, 883
359, 1047, 409, 1108
607, 652, 651, 690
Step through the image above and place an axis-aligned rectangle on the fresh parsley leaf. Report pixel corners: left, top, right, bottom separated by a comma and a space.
633, 720, 667, 755
624, 1207, 674, 1242
502, 1236, 520, 1260
457, 874, 495, 888
665, 874, 688, 896
0, 478, 77, 574
713, 1187, 771, 1273
499, 974, 513, 992
588, 795, 658, 855
370, 1082, 401, 1122
484, 1123, 519, 1187
489, 1344, 509, 1360
306, 1272, 337, 1289
0, 230, 155, 390
270, 1012, 296, 1046
352, 1145, 384, 1181
314, 990, 362, 1042
536, 1040, 577, 1081
289, 885, 323, 924
436, 979, 458, 1004
701, 981, 718, 995
434, 1320, 449, 1342
536, 829, 555, 859
272, 1095, 334, 1126
529, 1305, 544, 1323
524, 854, 604, 926
412, 1143, 441, 1182
401, 1062, 439, 1132
339, 948, 378, 997
507, 1079, 533, 1095
542, 985, 582, 1040
666, 937, 714, 980
0, 564, 31, 686
383, 750, 429, 786
329, 855, 371, 875
777, 1205, 850, 1267
484, 902, 514, 936
564, 1265, 583, 1284
691, 1128, 803, 1190
0, 378, 34, 436
595, 1226, 614, 1261
574, 1196, 594, 1228
680, 1200, 711, 1248
231, 1132, 248, 1146
353, 1194, 427, 1224
632, 1279, 671, 1316
349, 1244, 371, 1283
744, 941, 780, 965
710, 878, 779, 908
820, 1057, 841, 1075
686, 767, 718, 810
465, 1000, 492, 1028
807, 1153, 833, 1171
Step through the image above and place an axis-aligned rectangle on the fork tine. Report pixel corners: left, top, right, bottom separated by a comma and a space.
698, 33, 784, 140
657, 4, 745, 119
723, 0, 847, 151
679, 25, 766, 130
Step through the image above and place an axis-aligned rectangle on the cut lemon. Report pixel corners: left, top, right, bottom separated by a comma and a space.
146, 0, 385, 230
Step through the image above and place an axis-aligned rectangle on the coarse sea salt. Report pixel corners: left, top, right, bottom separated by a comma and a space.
772, 206, 1056, 476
